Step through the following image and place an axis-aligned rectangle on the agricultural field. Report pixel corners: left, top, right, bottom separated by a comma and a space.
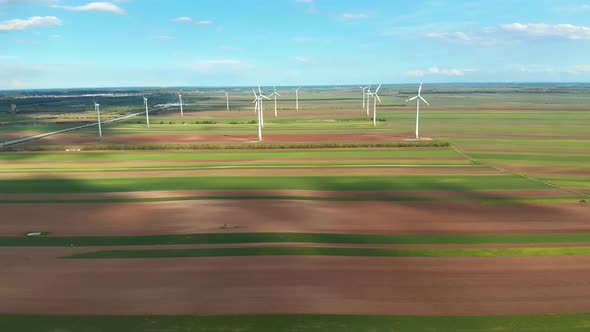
0, 84, 589, 331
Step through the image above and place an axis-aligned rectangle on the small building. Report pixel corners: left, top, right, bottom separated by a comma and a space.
11, 104, 17, 113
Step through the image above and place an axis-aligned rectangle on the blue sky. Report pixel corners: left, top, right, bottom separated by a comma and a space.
1, 0, 590, 89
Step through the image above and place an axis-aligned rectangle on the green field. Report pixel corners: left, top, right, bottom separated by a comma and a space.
65, 246, 590, 259
0, 174, 549, 194
2, 313, 590, 332
5, 232, 590, 247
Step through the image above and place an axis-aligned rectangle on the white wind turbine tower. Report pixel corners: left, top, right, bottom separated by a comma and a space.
178, 91, 184, 117
143, 96, 150, 128
295, 87, 301, 110
367, 84, 382, 127
252, 87, 270, 141
223, 91, 230, 111
359, 85, 368, 110
94, 100, 102, 138
269, 86, 281, 117
365, 85, 372, 117
405, 83, 430, 140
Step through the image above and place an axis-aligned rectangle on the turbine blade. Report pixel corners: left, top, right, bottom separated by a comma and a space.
262, 95, 271, 100
406, 96, 419, 102
419, 96, 430, 105
376, 84, 382, 93
376, 95, 382, 103
418, 83, 423, 95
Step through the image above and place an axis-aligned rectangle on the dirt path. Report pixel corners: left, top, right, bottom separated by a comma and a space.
1, 200, 587, 236
2, 250, 590, 316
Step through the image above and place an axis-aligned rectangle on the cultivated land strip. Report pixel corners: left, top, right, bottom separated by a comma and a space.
3, 313, 590, 332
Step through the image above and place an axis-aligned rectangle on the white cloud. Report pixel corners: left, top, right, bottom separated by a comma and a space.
407, 66, 472, 77
173, 17, 214, 25
426, 31, 473, 42
173, 17, 192, 22
0, 16, 62, 32
55, 2, 125, 15
568, 65, 590, 73
194, 20, 213, 26
341, 13, 368, 19
10, 79, 27, 89
0, 54, 17, 60
500, 22, 590, 40
295, 0, 313, 3
289, 56, 315, 63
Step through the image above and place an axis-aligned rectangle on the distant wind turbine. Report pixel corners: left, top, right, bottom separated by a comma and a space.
252, 87, 271, 141
359, 85, 368, 110
269, 86, 281, 117
94, 100, 102, 138
143, 96, 150, 128
405, 83, 430, 140
367, 84, 382, 127
365, 85, 372, 117
295, 87, 301, 111
178, 91, 184, 117
223, 91, 230, 111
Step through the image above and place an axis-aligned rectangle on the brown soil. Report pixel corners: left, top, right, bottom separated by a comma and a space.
1, 200, 587, 237
2, 249, 590, 315
23, 132, 415, 145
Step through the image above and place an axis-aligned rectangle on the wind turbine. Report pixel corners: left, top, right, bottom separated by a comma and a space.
223, 91, 230, 111
94, 100, 102, 138
405, 83, 430, 140
365, 85, 372, 117
143, 96, 150, 128
269, 86, 281, 117
252, 87, 270, 141
295, 87, 301, 111
178, 91, 184, 117
359, 85, 368, 110
367, 84, 382, 127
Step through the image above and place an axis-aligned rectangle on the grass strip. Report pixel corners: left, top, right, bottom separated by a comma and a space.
3, 313, 590, 332
63, 246, 590, 259
0, 175, 550, 194
6, 232, 590, 248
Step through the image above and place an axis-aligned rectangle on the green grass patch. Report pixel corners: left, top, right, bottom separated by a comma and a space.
64, 246, 590, 259
3, 313, 590, 332
0, 148, 461, 163
0, 175, 549, 194
5, 232, 590, 247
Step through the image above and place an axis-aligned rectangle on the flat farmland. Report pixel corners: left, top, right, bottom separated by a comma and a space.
0, 84, 589, 331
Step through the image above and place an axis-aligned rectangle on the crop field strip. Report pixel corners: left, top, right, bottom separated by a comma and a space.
3, 313, 590, 332
62, 246, 590, 259
6, 232, 590, 247
0, 174, 554, 194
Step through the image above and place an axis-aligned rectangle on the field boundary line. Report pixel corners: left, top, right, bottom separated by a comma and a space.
451, 145, 589, 199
